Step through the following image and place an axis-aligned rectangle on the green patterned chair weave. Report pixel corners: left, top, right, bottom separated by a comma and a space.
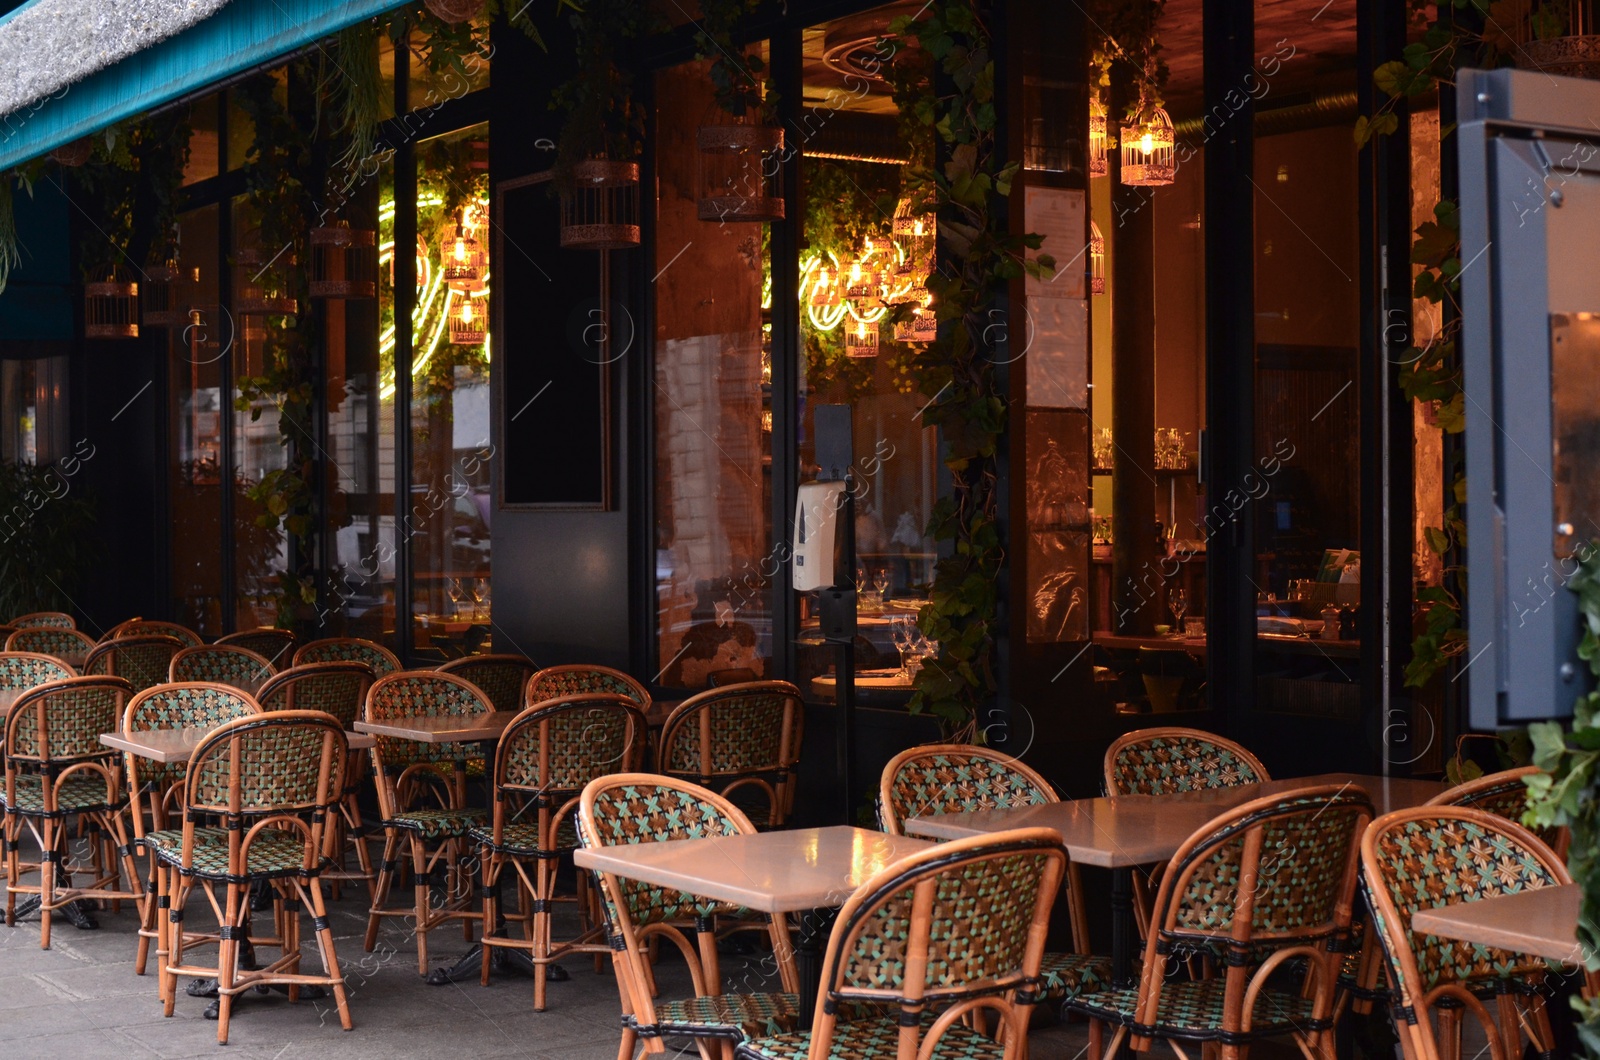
438, 654, 538, 714
649, 993, 802, 1044
365, 671, 492, 767
255, 661, 373, 728
1103, 727, 1269, 795
121, 682, 260, 792
878, 745, 1054, 835
186, 711, 348, 816
580, 777, 748, 927
140, 826, 314, 881
526, 664, 649, 708
1362, 809, 1565, 995
1068, 787, 1371, 1051
2, 774, 121, 815
169, 645, 277, 693
5, 676, 132, 763
1426, 765, 1569, 859
105, 619, 202, 647
6, 628, 94, 663
736, 1018, 1007, 1059
294, 637, 401, 676
83, 636, 184, 692
0, 651, 75, 691
215, 628, 296, 668
9, 611, 75, 630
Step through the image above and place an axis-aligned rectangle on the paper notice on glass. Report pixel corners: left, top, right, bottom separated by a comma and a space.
1022, 186, 1089, 409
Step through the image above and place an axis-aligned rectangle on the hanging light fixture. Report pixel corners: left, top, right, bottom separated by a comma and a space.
449, 293, 488, 346
142, 249, 198, 329
1120, 105, 1175, 186
1089, 220, 1105, 296
441, 206, 488, 293
892, 289, 937, 344
890, 197, 936, 298
809, 263, 840, 308
84, 267, 139, 339
559, 159, 641, 250
309, 220, 378, 299
234, 228, 298, 316
1088, 98, 1109, 178
845, 318, 879, 358
696, 103, 785, 223
844, 257, 880, 302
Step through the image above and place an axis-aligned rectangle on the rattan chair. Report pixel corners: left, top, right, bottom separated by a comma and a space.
878, 743, 1108, 1005
257, 662, 379, 895
10, 611, 75, 630
362, 670, 491, 974
437, 653, 539, 713
170, 644, 277, 695
103, 619, 203, 648
0, 652, 78, 757
120, 682, 261, 976
148, 710, 353, 1043
527, 663, 651, 708
657, 681, 804, 828
83, 635, 185, 692
1427, 765, 1570, 858
577, 773, 801, 1060
1362, 806, 1591, 1060
294, 636, 401, 676
216, 628, 297, 669
2, 676, 138, 948
736, 827, 1069, 1060
6, 627, 95, 665
471, 693, 648, 1009
1068, 784, 1373, 1059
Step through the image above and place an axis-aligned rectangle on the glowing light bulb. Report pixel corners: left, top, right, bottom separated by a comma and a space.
460, 300, 474, 324
453, 238, 467, 263
1140, 132, 1154, 155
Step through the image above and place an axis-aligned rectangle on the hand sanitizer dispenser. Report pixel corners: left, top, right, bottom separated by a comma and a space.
792, 482, 844, 591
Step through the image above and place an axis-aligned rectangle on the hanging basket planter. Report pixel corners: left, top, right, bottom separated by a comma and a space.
84, 268, 139, 339
560, 159, 641, 250
49, 138, 93, 167
309, 222, 377, 299
142, 258, 199, 328
696, 119, 785, 223
423, 0, 482, 24
234, 232, 299, 316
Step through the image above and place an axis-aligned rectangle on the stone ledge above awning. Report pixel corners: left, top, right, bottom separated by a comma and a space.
0, 0, 234, 120
0, 0, 402, 172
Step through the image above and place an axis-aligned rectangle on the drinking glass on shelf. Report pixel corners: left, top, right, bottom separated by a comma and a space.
447, 578, 464, 617
1168, 587, 1188, 631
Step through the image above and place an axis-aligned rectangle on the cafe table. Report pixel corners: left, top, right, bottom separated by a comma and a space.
1411, 883, 1585, 965
101, 727, 375, 762
574, 825, 936, 1028
905, 772, 1447, 993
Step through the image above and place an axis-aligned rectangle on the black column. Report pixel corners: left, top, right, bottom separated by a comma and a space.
1202, 0, 1255, 722
392, 30, 416, 662
1358, 0, 1413, 772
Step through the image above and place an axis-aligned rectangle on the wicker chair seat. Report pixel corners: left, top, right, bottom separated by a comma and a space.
736, 1018, 1005, 1059
1, 774, 121, 816
1039, 950, 1111, 1002
140, 827, 325, 881
382, 806, 487, 840
1070, 979, 1325, 1042
468, 816, 579, 856
639, 990, 800, 1041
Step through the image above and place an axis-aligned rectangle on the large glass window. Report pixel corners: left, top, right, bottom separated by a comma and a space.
653, 56, 776, 690
408, 123, 492, 660
0, 356, 68, 465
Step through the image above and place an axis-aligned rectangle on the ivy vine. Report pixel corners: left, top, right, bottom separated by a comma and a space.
1526, 541, 1600, 1056
888, 1, 1053, 737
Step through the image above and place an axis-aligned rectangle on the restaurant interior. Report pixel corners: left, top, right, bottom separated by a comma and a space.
0, 0, 1595, 1056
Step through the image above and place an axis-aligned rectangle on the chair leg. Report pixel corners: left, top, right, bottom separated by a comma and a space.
480, 853, 499, 990
410, 833, 431, 976
366, 830, 397, 953
215, 882, 243, 1045
305, 877, 353, 1030
533, 856, 554, 1011
162, 877, 185, 1017
38, 819, 56, 950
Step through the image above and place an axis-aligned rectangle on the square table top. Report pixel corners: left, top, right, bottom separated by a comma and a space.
1410, 883, 1584, 965
100, 728, 375, 764
572, 825, 936, 914
905, 773, 1448, 869
353, 711, 519, 743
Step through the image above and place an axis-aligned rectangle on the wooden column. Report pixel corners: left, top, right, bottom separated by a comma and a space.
1109, 63, 1159, 636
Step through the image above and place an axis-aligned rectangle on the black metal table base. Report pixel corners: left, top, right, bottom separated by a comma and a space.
793, 907, 835, 1031
425, 941, 569, 985
9, 896, 98, 928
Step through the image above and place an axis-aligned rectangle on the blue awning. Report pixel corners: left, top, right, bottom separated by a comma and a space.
0, 0, 403, 173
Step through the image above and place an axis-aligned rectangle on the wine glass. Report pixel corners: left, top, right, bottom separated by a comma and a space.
447, 578, 464, 617
1168, 588, 1188, 633
469, 577, 487, 621
872, 566, 891, 606
890, 616, 915, 678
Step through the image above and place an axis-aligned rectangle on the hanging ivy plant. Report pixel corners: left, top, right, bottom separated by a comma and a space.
694, 0, 775, 119
888, 1, 1053, 738
551, 0, 658, 182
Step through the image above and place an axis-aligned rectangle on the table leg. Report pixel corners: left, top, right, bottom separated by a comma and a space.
1109, 867, 1136, 1060
794, 908, 834, 1032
